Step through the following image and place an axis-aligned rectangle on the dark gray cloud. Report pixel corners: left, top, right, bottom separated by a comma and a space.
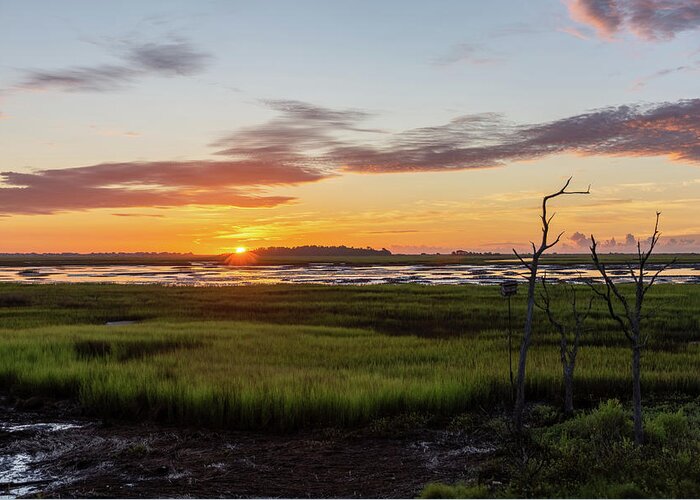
126, 40, 209, 76
568, 0, 700, 40
18, 39, 209, 92
20, 65, 137, 92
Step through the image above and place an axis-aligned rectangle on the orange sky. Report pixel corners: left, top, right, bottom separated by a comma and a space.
1, 156, 698, 254
2, 2, 700, 254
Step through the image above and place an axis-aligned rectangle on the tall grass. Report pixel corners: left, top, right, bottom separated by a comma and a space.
0, 283, 698, 429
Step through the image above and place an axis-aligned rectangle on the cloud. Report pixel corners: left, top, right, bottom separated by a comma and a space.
631, 64, 698, 90
558, 26, 592, 40
0, 160, 327, 215
432, 43, 502, 66
16, 39, 209, 92
569, 228, 695, 251
19, 65, 137, 93
568, 0, 624, 40
570, 231, 592, 247
212, 99, 380, 166
333, 99, 700, 172
112, 213, 165, 218
7, 97, 700, 215
210, 97, 700, 174
365, 229, 420, 234
567, 0, 700, 40
126, 40, 208, 76
90, 125, 141, 138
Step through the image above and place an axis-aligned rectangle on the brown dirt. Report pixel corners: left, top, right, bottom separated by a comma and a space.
0, 395, 496, 498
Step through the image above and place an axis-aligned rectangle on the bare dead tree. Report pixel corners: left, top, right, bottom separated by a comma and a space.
588, 212, 674, 445
536, 275, 594, 416
512, 177, 590, 429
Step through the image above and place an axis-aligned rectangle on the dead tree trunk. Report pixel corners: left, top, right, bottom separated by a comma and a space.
589, 212, 673, 445
563, 365, 574, 416
536, 276, 593, 417
512, 178, 590, 430
632, 343, 643, 442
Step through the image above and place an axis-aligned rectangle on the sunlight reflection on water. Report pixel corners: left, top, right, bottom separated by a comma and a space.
0, 263, 698, 286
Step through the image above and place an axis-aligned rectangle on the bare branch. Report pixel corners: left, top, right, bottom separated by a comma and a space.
640, 211, 662, 269
538, 275, 566, 336
590, 236, 634, 342
625, 262, 640, 285
534, 177, 591, 255
590, 235, 632, 318
643, 257, 676, 295
544, 230, 566, 251
512, 249, 532, 271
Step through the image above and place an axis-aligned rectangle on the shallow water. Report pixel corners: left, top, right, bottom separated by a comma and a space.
0, 262, 698, 286
0, 421, 86, 498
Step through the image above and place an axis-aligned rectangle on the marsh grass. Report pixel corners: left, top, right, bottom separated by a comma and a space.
425, 399, 700, 498
0, 283, 698, 429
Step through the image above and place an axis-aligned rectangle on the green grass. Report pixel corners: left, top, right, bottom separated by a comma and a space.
0, 283, 698, 429
422, 399, 700, 498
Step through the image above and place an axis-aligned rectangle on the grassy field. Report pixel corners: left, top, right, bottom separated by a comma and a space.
0, 283, 698, 430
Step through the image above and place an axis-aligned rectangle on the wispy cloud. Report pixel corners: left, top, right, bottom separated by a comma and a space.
112, 213, 165, 218
212, 99, 381, 167
432, 43, 502, 66
213, 98, 700, 174
90, 125, 141, 138
15, 38, 210, 93
558, 25, 592, 40
631, 63, 699, 90
331, 99, 700, 173
364, 229, 420, 234
567, 0, 700, 41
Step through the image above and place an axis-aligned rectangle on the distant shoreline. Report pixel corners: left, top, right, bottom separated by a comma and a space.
0, 252, 694, 266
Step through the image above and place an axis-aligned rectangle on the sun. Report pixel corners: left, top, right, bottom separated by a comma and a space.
235, 247, 247, 254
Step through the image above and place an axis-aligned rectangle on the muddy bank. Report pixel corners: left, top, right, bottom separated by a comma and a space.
0, 395, 495, 498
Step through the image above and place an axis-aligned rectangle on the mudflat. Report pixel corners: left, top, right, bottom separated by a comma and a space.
0, 395, 494, 498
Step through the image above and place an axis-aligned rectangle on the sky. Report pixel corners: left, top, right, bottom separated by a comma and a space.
1, 0, 700, 254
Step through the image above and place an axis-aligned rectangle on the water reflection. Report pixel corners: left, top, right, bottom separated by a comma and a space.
0, 263, 698, 286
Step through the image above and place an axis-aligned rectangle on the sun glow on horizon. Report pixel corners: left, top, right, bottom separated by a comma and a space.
235, 246, 247, 254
